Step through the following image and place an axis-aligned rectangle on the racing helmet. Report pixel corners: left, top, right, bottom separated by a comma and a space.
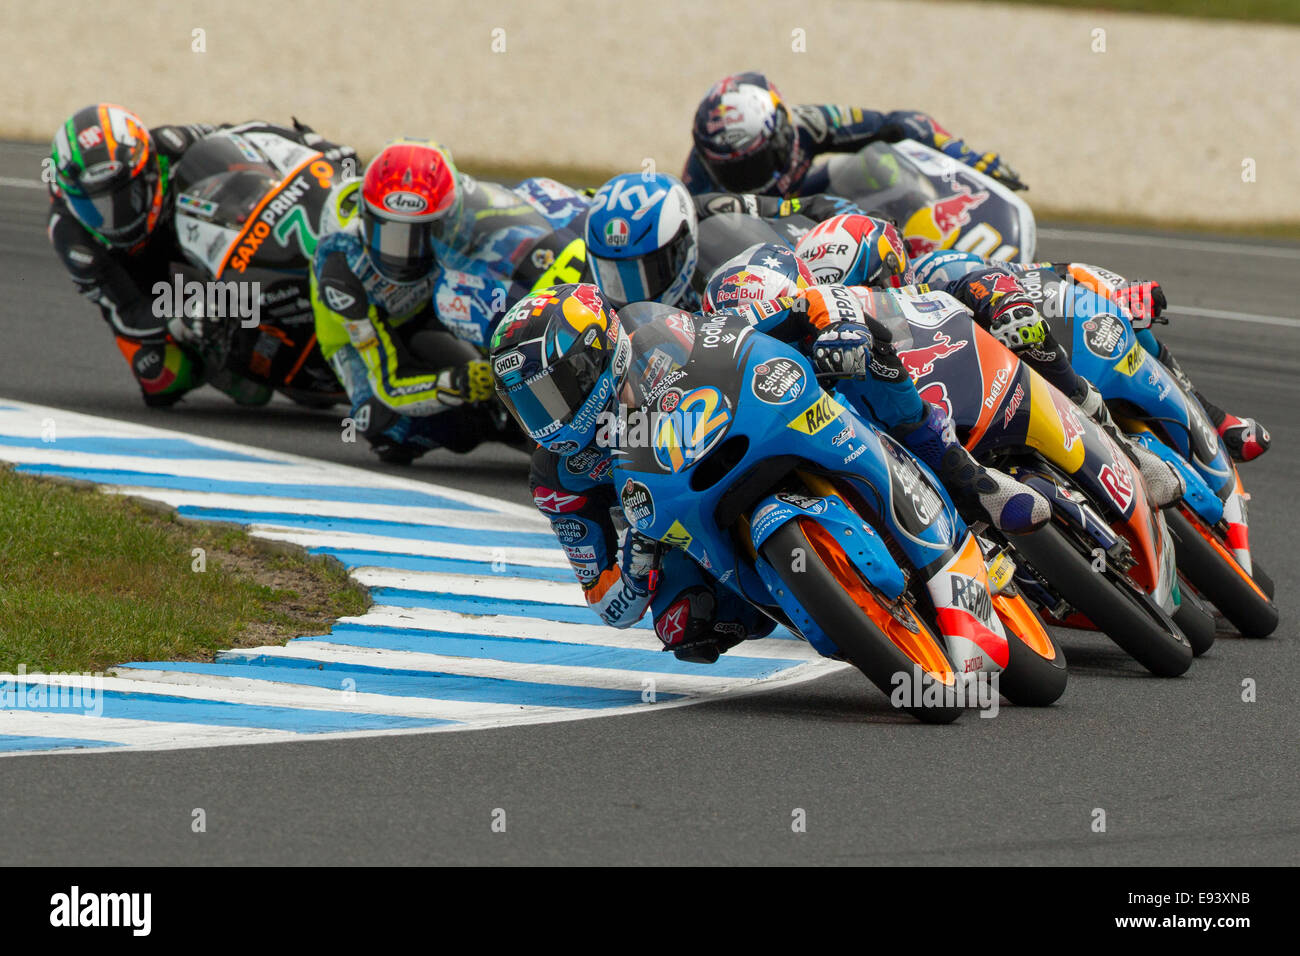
51, 104, 165, 249
489, 283, 632, 452
691, 72, 799, 194
585, 172, 699, 309
360, 139, 459, 283
909, 249, 988, 286
794, 213, 909, 287
702, 242, 814, 312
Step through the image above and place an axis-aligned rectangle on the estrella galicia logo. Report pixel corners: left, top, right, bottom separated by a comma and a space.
620, 479, 655, 530
1082, 313, 1125, 358
564, 446, 603, 475
552, 517, 588, 544
750, 357, 806, 405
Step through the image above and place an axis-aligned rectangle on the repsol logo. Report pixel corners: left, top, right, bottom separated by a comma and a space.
950, 574, 993, 625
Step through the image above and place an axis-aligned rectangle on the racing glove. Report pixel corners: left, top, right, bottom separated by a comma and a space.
1111, 279, 1167, 329
988, 302, 1049, 351
975, 153, 1025, 191
435, 359, 495, 408
166, 309, 236, 374
613, 511, 665, 595
810, 321, 874, 381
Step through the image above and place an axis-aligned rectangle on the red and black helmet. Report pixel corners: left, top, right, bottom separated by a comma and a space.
360, 139, 459, 283
51, 104, 165, 249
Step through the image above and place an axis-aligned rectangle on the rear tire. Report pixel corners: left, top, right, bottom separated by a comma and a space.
1165, 508, 1278, 638
762, 520, 962, 723
1172, 585, 1217, 656
1010, 524, 1193, 676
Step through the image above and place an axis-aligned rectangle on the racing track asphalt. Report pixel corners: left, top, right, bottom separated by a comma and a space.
1, 140, 1297, 865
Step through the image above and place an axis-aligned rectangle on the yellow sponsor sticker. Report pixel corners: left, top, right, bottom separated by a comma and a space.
1116, 343, 1146, 377
787, 393, 845, 435
662, 520, 693, 549
986, 551, 1016, 595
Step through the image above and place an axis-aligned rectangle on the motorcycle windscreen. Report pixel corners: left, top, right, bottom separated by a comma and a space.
817, 141, 938, 223
617, 302, 697, 408
694, 213, 791, 292
171, 134, 278, 195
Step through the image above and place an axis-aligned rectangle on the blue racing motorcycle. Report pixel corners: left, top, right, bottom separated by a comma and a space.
1023, 266, 1278, 638
608, 302, 1068, 722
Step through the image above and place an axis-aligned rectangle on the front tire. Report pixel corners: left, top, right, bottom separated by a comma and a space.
1010, 524, 1193, 676
1172, 584, 1217, 656
762, 519, 962, 724
994, 594, 1068, 706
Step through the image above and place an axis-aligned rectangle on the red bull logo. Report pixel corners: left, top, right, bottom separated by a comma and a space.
706, 103, 742, 133
721, 269, 763, 287
899, 332, 968, 380
904, 185, 990, 257
932, 187, 990, 234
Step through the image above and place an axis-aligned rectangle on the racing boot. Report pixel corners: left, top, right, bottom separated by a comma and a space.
1074, 380, 1184, 507
1212, 411, 1271, 463
892, 403, 1050, 535
1153, 342, 1270, 463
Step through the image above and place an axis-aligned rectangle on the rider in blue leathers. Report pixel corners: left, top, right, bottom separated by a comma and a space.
908, 249, 1271, 463
682, 72, 1024, 198
489, 280, 1049, 664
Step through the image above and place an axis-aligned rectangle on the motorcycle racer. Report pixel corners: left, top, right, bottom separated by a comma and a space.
489, 282, 1048, 664
584, 170, 861, 311
912, 251, 1271, 463
310, 139, 588, 463
46, 103, 356, 407
683, 71, 1024, 198
794, 215, 1187, 504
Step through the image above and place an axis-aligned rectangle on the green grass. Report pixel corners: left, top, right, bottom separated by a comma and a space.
981, 0, 1300, 26
0, 468, 368, 674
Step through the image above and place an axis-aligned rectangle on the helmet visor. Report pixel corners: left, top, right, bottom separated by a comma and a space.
66, 172, 153, 244
363, 210, 443, 283
590, 223, 690, 307
702, 107, 795, 193
497, 348, 605, 444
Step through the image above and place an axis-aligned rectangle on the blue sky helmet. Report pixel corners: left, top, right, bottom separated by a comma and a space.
585, 172, 698, 308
